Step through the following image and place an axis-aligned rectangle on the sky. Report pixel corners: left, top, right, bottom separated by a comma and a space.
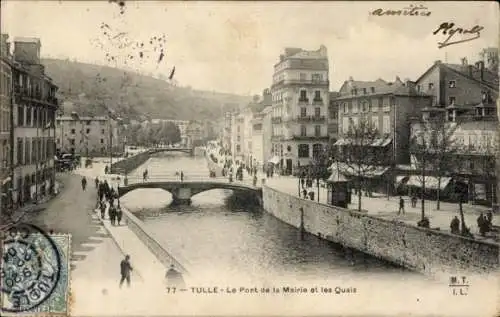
1, 1, 498, 95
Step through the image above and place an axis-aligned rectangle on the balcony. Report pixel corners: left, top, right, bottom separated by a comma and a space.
312, 98, 324, 105
298, 98, 309, 105
271, 117, 282, 124
286, 134, 329, 141
271, 79, 330, 89
294, 115, 326, 123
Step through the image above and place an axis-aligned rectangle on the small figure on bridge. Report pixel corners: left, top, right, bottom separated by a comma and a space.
180, 171, 184, 182
95, 177, 99, 189
109, 204, 117, 226
165, 264, 185, 288
105, 165, 109, 174
81, 177, 87, 191
119, 255, 133, 288
253, 174, 257, 187
143, 169, 149, 182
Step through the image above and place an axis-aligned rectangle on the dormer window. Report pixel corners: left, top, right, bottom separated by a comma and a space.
363, 88, 367, 94
449, 80, 456, 88
370, 87, 375, 93
353, 88, 357, 95
428, 83, 434, 90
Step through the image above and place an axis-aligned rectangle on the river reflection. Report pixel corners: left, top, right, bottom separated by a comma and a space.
120, 154, 424, 284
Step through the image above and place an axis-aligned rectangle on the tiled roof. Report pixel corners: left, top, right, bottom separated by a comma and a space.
443, 63, 499, 90
336, 78, 430, 99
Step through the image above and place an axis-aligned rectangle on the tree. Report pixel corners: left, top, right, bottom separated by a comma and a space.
337, 116, 382, 212
410, 117, 459, 224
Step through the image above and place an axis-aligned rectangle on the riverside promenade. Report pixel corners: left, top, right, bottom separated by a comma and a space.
264, 176, 499, 243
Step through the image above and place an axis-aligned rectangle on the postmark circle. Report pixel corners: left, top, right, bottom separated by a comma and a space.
1, 223, 61, 313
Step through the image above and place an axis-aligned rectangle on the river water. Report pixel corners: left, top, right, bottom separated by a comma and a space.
119, 152, 426, 284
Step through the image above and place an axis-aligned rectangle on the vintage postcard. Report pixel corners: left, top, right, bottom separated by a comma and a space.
0, 1, 498, 316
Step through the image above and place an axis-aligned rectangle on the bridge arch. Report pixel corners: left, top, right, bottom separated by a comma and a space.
117, 181, 262, 205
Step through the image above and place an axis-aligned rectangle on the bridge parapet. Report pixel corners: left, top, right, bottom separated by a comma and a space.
117, 178, 262, 205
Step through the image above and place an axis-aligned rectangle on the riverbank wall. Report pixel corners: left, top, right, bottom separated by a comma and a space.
111, 150, 151, 175
262, 185, 499, 277
120, 206, 190, 275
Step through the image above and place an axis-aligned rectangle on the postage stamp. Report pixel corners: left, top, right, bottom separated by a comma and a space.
1, 224, 71, 316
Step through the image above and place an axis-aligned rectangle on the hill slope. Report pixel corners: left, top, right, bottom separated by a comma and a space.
42, 58, 251, 121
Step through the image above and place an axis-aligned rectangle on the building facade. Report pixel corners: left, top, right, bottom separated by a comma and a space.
56, 114, 119, 156
185, 120, 203, 148
11, 37, 59, 206
0, 34, 13, 211
270, 46, 330, 175
261, 106, 273, 168
408, 55, 499, 206
328, 91, 340, 143
333, 77, 432, 194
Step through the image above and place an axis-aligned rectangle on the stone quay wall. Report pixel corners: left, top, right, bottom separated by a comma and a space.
111, 150, 151, 175
121, 206, 191, 275
262, 185, 499, 277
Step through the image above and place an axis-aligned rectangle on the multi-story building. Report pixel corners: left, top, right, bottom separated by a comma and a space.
11, 37, 59, 206
55, 114, 120, 156
222, 111, 232, 151
150, 119, 189, 145
261, 106, 273, 169
328, 91, 340, 143
270, 46, 330, 175
0, 34, 13, 211
185, 120, 203, 148
334, 77, 432, 194
408, 55, 498, 206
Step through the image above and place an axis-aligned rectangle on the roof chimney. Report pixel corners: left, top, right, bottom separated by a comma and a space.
1, 34, 10, 57
477, 61, 484, 80
13, 37, 41, 64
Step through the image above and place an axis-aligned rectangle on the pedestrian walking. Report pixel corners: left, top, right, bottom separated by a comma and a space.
165, 264, 185, 288
119, 255, 133, 288
411, 195, 417, 208
450, 216, 460, 235
180, 171, 184, 182
100, 201, 106, 219
477, 213, 488, 236
95, 177, 99, 189
109, 204, 116, 225
398, 196, 405, 215
81, 177, 87, 191
116, 204, 123, 226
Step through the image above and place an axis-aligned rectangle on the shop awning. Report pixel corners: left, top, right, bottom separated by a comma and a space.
327, 169, 348, 182
333, 138, 349, 146
405, 176, 452, 190
2, 176, 11, 185
333, 138, 392, 147
268, 156, 280, 164
371, 137, 392, 147
395, 175, 409, 184
334, 163, 390, 178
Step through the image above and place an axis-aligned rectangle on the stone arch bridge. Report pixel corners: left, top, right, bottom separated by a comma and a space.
117, 180, 262, 205
147, 147, 195, 156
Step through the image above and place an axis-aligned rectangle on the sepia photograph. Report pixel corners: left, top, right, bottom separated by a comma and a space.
0, 1, 499, 316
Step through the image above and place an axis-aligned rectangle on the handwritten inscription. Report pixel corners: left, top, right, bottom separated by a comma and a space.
433, 22, 484, 49
370, 4, 431, 17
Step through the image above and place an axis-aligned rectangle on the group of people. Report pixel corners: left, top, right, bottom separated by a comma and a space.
477, 212, 494, 236
94, 177, 122, 225
119, 255, 185, 289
